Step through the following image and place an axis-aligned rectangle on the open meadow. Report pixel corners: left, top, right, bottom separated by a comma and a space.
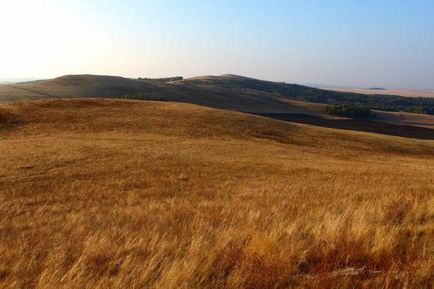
0, 99, 433, 288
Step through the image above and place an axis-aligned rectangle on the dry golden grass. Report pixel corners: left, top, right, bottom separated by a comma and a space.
0, 99, 433, 289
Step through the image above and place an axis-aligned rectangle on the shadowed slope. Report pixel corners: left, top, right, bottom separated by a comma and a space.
257, 113, 434, 139
0, 75, 302, 113
182, 74, 434, 114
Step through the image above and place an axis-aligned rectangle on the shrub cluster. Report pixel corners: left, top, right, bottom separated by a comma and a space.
138, 76, 183, 82
325, 105, 375, 118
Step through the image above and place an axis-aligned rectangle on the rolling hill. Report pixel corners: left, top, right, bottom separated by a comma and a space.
179, 74, 434, 114
2, 74, 434, 115
0, 74, 433, 139
0, 75, 298, 113
0, 98, 433, 289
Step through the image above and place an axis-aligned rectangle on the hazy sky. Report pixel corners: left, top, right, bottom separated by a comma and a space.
1, 0, 433, 89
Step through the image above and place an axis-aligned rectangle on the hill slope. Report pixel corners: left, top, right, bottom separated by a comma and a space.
181, 74, 434, 114
3, 74, 434, 115
0, 99, 433, 289
0, 74, 301, 113
0, 75, 159, 99
1, 74, 433, 138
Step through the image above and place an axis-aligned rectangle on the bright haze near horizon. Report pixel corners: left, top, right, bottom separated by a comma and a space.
1, 0, 433, 89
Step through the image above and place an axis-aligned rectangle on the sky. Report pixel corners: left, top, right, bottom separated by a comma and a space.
1, 0, 433, 89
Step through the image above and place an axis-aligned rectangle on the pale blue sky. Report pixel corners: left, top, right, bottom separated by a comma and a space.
1, 0, 433, 88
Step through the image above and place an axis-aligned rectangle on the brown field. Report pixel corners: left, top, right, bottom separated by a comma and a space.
0, 99, 433, 289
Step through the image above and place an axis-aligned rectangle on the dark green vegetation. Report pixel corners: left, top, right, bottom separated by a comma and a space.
182, 75, 434, 115
325, 105, 375, 118
138, 76, 183, 82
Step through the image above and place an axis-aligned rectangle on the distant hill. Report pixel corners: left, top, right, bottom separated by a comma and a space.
1, 75, 159, 98
0, 74, 310, 113
180, 74, 434, 115
2, 74, 433, 114
0, 74, 433, 138
325, 87, 434, 99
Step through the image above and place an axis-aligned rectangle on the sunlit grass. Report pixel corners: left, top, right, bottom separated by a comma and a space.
0, 99, 433, 289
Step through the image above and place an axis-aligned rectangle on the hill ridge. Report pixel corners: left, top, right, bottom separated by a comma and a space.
1, 74, 433, 139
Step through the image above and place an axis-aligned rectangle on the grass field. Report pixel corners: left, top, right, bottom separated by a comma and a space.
0, 99, 433, 288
